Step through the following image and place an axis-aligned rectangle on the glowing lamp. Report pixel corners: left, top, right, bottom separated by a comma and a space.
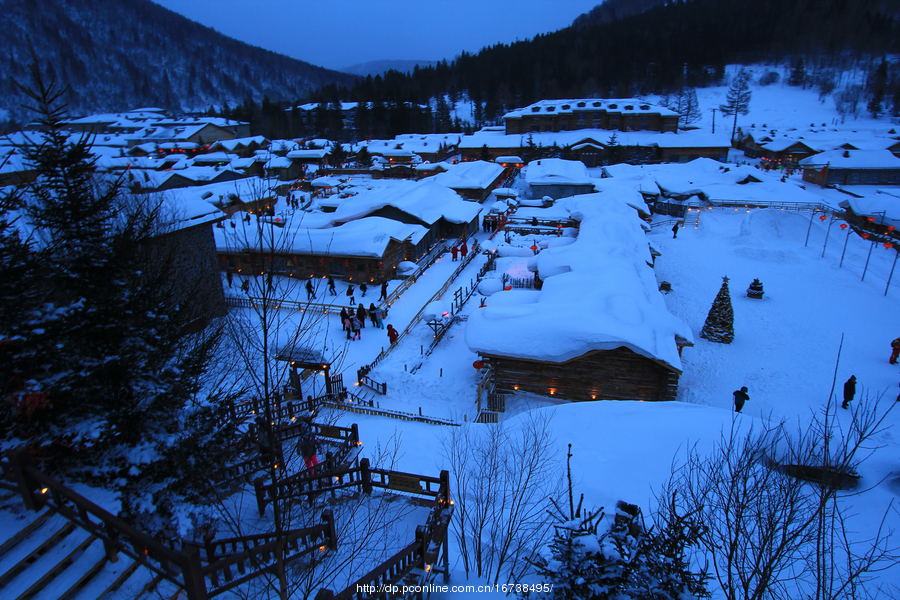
513, 385, 520, 391
888, 226, 896, 232
472, 360, 485, 370
868, 217, 876, 222
862, 233, 870, 239
548, 388, 556, 395
40, 487, 48, 494
530, 245, 538, 251
885, 243, 894, 249
839, 223, 848, 229
503, 286, 512, 291
819, 215, 827, 221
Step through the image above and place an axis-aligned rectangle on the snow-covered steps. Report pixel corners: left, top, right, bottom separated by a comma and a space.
0, 510, 166, 600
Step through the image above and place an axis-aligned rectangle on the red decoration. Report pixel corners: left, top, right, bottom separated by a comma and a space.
885, 243, 894, 249
530, 245, 538, 252
867, 217, 876, 222
819, 215, 827, 221
862, 233, 870, 239
503, 285, 513, 291
839, 223, 848, 229
889, 226, 896, 232
472, 360, 485, 369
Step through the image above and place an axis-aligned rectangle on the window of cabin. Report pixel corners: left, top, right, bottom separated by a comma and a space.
577, 102, 586, 108
625, 105, 633, 110
592, 101, 601, 107
531, 107, 541, 112
546, 106, 555, 112
561, 104, 571, 110
608, 104, 618, 109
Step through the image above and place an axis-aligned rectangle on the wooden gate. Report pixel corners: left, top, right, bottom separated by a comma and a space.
327, 373, 344, 396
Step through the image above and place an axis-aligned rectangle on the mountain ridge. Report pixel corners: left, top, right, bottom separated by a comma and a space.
0, 0, 356, 124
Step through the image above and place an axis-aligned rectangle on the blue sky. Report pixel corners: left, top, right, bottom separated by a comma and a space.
151, 0, 601, 70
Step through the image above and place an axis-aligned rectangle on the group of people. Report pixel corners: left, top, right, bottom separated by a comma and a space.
450, 241, 469, 262
482, 215, 504, 232
340, 303, 387, 340
304, 277, 390, 303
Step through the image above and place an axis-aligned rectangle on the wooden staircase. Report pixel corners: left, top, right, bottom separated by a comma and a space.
0, 509, 179, 599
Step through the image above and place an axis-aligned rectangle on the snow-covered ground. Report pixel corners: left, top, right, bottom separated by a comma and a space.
336, 205, 900, 597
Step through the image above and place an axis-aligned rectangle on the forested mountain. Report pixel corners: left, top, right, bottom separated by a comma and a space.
0, 0, 356, 126
571, 0, 666, 27
310, 0, 899, 120
341, 60, 439, 77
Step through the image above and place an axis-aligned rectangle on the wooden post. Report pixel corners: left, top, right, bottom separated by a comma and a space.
7, 451, 39, 511
322, 509, 337, 550
360, 458, 372, 495
439, 470, 450, 505
350, 423, 360, 446
181, 542, 209, 600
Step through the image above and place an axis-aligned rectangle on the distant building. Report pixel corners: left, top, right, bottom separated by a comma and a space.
799, 150, 900, 186
503, 99, 679, 135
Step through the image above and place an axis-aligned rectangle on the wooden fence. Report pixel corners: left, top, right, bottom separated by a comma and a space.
1, 453, 337, 600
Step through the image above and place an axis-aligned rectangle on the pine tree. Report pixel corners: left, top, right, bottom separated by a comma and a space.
2, 67, 239, 534
866, 57, 888, 118
700, 276, 735, 343
788, 57, 806, 87
719, 69, 752, 143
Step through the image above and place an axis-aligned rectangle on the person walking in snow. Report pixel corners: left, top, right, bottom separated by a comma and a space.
450, 245, 459, 261
672, 222, 679, 239
733, 386, 749, 413
368, 303, 379, 327
339, 307, 349, 329
356, 303, 367, 328
460, 241, 469, 259
360, 282, 368, 297
346, 284, 355, 306
226, 269, 233, 288
298, 430, 319, 473
305, 279, 316, 300
328, 276, 337, 296
380, 281, 388, 301
241, 279, 250, 293
842, 375, 856, 409
343, 314, 353, 339
890, 336, 900, 364
387, 324, 399, 345
350, 317, 362, 340
373, 307, 385, 329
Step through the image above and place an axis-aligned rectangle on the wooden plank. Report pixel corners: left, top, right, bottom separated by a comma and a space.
96, 559, 142, 599
14, 534, 96, 600
56, 553, 109, 600
0, 522, 76, 587
386, 474, 424, 495
0, 511, 53, 559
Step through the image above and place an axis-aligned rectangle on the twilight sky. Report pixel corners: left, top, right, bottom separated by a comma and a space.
151, 0, 601, 71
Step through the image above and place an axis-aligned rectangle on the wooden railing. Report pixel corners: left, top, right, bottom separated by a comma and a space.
2, 453, 339, 600
224, 295, 348, 315
199, 512, 336, 596
317, 474, 453, 600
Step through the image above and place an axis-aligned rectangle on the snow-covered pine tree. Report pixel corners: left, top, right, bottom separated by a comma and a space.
676, 88, 702, 126
719, 69, 752, 143
700, 276, 735, 343
1, 67, 239, 534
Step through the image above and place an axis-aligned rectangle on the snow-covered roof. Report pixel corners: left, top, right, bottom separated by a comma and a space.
503, 98, 677, 120
466, 193, 690, 368
287, 149, 329, 159
311, 176, 341, 188
525, 158, 593, 186
428, 160, 504, 190
215, 215, 428, 258
799, 149, 900, 170
839, 190, 900, 226
211, 136, 268, 151
328, 179, 480, 227
495, 155, 523, 163
459, 128, 730, 151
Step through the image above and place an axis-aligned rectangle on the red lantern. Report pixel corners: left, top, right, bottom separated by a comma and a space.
472, 360, 485, 370
503, 285, 513, 291
867, 216, 876, 222
839, 223, 848, 229
530, 245, 538, 252
819, 215, 827, 221
862, 233, 870, 239
888, 226, 896, 232
885, 243, 894, 249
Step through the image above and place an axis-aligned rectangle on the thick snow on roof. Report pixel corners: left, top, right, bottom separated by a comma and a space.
799, 149, 900, 170
428, 160, 504, 190
460, 128, 730, 150
525, 158, 593, 186
466, 193, 690, 368
328, 179, 480, 226
503, 98, 677, 119
215, 215, 428, 258
287, 148, 329, 159
211, 136, 268, 151
839, 189, 900, 226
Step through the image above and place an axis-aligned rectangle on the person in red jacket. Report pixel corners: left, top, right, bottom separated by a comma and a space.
450, 245, 459, 261
890, 336, 900, 364
460, 241, 468, 259
387, 324, 399, 345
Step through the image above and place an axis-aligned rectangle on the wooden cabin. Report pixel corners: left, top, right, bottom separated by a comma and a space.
482, 346, 681, 403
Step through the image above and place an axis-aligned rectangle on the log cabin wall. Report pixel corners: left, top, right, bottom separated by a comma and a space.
485, 346, 679, 402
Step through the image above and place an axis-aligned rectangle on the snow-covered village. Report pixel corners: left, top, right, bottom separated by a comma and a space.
0, 1, 899, 599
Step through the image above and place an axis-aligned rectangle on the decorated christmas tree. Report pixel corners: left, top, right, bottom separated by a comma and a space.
747, 278, 764, 299
700, 276, 735, 343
